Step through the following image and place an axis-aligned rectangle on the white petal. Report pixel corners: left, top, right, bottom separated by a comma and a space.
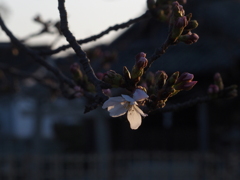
127, 107, 142, 130
108, 102, 127, 117
102, 96, 125, 109
133, 105, 148, 117
121, 94, 136, 104
133, 89, 149, 101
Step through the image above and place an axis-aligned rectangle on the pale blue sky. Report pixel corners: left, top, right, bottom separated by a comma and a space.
0, 0, 146, 54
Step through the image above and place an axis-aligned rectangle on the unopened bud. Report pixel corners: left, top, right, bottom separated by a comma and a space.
131, 53, 148, 83
181, 81, 197, 91
179, 32, 199, 44
214, 72, 224, 90
184, 20, 198, 31
135, 52, 147, 67
102, 70, 124, 88
175, 16, 188, 28
155, 70, 168, 89
102, 89, 112, 97
96, 72, 104, 80
172, 1, 185, 17
146, 71, 155, 87
166, 71, 179, 87
174, 72, 197, 91
74, 86, 83, 98
70, 63, 83, 81
208, 84, 219, 94
176, 72, 194, 84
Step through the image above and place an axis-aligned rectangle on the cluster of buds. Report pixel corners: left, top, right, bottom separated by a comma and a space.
147, 0, 187, 22
168, 1, 199, 44
102, 70, 125, 88
101, 52, 149, 92
208, 73, 238, 99
143, 71, 197, 109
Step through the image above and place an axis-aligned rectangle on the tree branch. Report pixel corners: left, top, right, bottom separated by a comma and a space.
38, 10, 151, 56
58, 0, 112, 111
0, 14, 76, 90
0, 62, 59, 91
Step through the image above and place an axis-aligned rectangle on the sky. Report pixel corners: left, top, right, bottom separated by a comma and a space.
0, 0, 146, 55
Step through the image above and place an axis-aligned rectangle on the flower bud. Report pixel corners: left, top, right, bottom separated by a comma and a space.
175, 16, 188, 28
96, 72, 104, 80
184, 20, 198, 31
102, 89, 112, 97
171, 16, 188, 42
225, 85, 238, 98
131, 52, 148, 84
180, 81, 197, 91
176, 72, 194, 84
214, 72, 224, 90
70, 63, 83, 81
166, 71, 179, 87
179, 32, 199, 44
74, 86, 83, 98
155, 70, 168, 89
135, 52, 148, 69
172, 1, 185, 17
208, 84, 219, 94
146, 71, 155, 87
102, 70, 124, 88
174, 72, 197, 91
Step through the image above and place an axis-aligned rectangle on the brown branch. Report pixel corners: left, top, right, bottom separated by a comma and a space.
0, 62, 59, 90
144, 33, 174, 72
38, 10, 151, 56
58, 0, 111, 111
155, 95, 211, 113
0, 14, 76, 90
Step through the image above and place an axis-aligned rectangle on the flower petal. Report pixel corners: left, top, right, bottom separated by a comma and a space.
121, 94, 136, 104
127, 107, 142, 130
133, 105, 148, 117
133, 89, 149, 101
108, 102, 127, 117
102, 96, 125, 109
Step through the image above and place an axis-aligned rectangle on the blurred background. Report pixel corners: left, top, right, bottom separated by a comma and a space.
0, 0, 240, 179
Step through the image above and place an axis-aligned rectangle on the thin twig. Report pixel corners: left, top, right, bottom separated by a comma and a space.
0, 62, 59, 90
58, 0, 111, 111
38, 10, 151, 56
156, 95, 211, 113
0, 15, 76, 89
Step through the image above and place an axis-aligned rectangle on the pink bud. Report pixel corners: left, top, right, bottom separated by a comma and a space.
96, 72, 104, 80
135, 52, 146, 62
70, 63, 80, 73
74, 86, 83, 98
102, 89, 112, 96
176, 72, 194, 84
182, 81, 197, 91
175, 16, 188, 28
214, 72, 221, 82
189, 33, 199, 43
208, 84, 219, 94
136, 57, 148, 69
179, 32, 199, 44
